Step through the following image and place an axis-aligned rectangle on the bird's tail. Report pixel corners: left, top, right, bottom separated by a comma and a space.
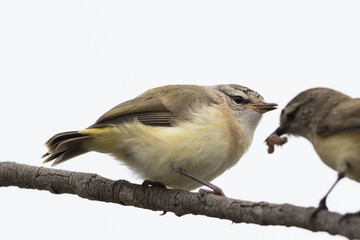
42, 131, 92, 166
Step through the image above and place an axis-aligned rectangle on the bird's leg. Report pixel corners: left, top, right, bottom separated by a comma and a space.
311, 172, 345, 220
178, 169, 225, 199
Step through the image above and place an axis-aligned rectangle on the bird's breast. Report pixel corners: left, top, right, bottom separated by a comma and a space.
312, 132, 360, 182
88, 104, 250, 190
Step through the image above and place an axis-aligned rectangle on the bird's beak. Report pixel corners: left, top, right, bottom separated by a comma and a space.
244, 103, 278, 114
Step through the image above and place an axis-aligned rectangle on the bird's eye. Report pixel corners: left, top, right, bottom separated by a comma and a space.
287, 112, 296, 121
232, 96, 244, 104
286, 107, 300, 121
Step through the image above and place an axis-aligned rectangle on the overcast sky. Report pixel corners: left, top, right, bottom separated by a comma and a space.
1, 1, 360, 239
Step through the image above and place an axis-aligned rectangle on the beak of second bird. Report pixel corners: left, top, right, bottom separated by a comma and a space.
244, 103, 278, 114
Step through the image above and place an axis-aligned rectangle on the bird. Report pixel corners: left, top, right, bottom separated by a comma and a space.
43, 84, 277, 196
265, 87, 360, 217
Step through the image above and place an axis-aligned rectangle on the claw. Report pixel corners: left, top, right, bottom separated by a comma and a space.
310, 198, 328, 221
142, 180, 167, 188
197, 188, 226, 202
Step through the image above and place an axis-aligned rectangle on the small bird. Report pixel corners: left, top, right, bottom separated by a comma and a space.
265, 87, 360, 216
43, 84, 277, 196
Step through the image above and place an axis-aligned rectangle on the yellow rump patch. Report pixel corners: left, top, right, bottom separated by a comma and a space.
79, 127, 113, 135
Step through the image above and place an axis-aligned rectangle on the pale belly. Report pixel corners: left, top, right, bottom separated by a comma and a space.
85, 105, 253, 190
109, 123, 247, 190
312, 133, 360, 182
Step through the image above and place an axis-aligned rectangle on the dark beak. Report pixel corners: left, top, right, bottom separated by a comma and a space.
274, 126, 287, 136
244, 103, 278, 114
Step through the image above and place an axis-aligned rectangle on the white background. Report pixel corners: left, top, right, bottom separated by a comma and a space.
1, 1, 360, 239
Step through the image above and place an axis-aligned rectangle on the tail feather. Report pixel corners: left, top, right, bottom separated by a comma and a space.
45, 131, 86, 152
55, 136, 91, 153
50, 147, 88, 166
43, 131, 91, 166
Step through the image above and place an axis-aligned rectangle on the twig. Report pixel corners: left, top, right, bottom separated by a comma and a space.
0, 162, 359, 239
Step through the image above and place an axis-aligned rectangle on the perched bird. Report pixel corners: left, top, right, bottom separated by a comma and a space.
266, 87, 360, 216
43, 84, 277, 196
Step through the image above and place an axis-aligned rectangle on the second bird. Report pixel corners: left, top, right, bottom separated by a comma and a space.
266, 87, 360, 215
43, 84, 277, 195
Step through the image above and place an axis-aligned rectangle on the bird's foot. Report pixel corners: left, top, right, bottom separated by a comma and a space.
310, 198, 328, 222
177, 168, 226, 202
197, 187, 226, 202
142, 180, 167, 189
142, 180, 168, 216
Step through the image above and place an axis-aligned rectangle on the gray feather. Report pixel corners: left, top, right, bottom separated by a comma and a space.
43, 131, 90, 165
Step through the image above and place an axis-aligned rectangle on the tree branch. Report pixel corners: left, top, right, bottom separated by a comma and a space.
0, 162, 359, 239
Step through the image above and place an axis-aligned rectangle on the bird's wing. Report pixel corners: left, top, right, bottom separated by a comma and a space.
90, 97, 174, 127
89, 85, 213, 128
317, 99, 360, 137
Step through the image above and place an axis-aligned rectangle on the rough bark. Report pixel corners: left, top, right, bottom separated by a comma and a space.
0, 162, 359, 239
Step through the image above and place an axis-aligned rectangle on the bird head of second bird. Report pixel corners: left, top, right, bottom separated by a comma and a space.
274, 87, 351, 140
